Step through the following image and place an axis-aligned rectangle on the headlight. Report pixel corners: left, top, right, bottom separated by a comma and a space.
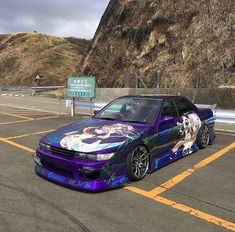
96, 153, 115, 161
39, 142, 51, 151
75, 152, 115, 161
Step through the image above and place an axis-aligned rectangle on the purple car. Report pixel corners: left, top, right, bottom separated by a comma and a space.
33, 95, 215, 191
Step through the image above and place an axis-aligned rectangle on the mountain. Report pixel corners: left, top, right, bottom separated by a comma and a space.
0, 32, 89, 86
76, 0, 235, 88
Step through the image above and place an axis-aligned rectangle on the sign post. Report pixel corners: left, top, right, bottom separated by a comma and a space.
35, 74, 40, 86
67, 76, 96, 116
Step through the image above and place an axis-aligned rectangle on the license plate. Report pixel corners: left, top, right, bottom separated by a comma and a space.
32, 154, 42, 166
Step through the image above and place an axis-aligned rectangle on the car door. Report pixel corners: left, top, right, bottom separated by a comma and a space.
154, 100, 181, 157
173, 98, 201, 155
173, 98, 198, 146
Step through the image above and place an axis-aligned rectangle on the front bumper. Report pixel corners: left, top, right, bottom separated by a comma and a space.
32, 149, 129, 191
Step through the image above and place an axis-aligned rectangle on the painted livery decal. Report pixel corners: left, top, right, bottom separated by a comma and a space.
173, 112, 202, 155
60, 123, 138, 153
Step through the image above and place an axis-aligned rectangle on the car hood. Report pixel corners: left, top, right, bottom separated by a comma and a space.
41, 118, 147, 153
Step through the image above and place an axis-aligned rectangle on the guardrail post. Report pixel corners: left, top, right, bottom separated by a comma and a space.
192, 65, 201, 103
156, 70, 161, 88
90, 98, 93, 117
195, 65, 201, 88
135, 71, 140, 88
124, 71, 129, 88
71, 97, 75, 117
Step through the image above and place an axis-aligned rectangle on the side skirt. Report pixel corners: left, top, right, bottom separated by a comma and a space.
148, 143, 198, 173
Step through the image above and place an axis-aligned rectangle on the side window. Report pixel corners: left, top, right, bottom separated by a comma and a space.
161, 100, 178, 118
174, 99, 194, 116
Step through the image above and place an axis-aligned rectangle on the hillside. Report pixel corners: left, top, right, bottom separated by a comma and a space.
0, 33, 89, 86
76, 0, 235, 88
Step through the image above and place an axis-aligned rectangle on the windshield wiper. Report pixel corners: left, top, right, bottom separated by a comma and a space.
122, 120, 146, 124
96, 117, 116, 120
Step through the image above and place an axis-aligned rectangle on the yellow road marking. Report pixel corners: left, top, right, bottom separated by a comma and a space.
155, 196, 235, 231
148, 142, 235, 197
35, 116, 58, 120
0, 119, 32, 125
5, 129, 56, 140
0, 137, 34, 153
0, 115, 59, 126
0, 104, 68, 115
124, 186, 153, 197
0, 112, 33, 120
0, 110, 55, 116
125, 186, 235, 231
193, 142, 235, 169
10, 113, 52, 116
147, 169, 194, 197
0, 111, 34, 113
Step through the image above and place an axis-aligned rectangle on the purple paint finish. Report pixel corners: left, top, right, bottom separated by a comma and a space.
33, 95, 216, 191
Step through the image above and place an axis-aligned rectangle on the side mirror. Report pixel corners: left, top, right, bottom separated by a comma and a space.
93, 109, 100, 115
159, 116, 175, 126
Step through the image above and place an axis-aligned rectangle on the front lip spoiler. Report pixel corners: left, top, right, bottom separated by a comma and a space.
34, 163, 129, 192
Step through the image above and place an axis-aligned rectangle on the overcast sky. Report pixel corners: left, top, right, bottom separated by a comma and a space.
0, 0, 110, 39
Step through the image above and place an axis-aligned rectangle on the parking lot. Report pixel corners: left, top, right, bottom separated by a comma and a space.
0, 105, 234, 232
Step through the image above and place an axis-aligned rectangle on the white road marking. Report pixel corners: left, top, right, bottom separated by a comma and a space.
1, 93, 25, 97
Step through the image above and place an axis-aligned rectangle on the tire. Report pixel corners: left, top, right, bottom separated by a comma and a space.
126, 146, 149, 181
196, 125, 210, 149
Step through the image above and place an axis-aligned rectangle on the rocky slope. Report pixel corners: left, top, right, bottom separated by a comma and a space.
76, 0, 235, 87
0, 33, 89, 86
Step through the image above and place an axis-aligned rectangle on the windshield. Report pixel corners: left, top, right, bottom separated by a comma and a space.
95, 98, 162, 124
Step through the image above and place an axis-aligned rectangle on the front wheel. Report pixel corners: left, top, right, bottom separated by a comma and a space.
196, 125, 210, 149
126, 146, 149, 181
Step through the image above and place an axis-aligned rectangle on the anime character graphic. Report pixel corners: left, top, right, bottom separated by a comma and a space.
172, 113, 202, 155
60, 123, 137, 152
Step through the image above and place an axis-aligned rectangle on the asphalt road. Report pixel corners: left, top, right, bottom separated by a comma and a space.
0, 92, 69, 114
0, 105, 234, 232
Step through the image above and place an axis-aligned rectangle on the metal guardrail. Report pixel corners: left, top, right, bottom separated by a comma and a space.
196, 104, 235, 124
213, 110, 235, 124
31, 86, 65, 95
31, 86, 65, 90
195, 104, 217, 110
66, 100, 235, 124
0, 86, 32, 92
66, 100, 107, 111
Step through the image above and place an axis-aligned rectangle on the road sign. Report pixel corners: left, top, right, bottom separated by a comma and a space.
67, 76, 96, 99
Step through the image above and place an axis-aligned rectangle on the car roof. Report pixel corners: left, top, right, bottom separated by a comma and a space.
118, 95, 185, 100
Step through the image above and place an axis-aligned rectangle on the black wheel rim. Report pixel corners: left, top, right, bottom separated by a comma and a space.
131, 146, 149, 178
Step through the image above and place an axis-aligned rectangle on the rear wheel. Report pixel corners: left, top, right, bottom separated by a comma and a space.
127, 146, 149, 181
196, 125, 210, 149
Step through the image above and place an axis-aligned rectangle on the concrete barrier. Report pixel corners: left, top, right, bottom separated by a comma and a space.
93, 88, 235, 109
